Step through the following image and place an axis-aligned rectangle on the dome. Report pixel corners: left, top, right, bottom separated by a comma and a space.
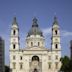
27, 17, 43, 37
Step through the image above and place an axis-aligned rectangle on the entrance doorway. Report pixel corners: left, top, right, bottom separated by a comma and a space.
33, 68, 38, 72
32, 56, 39, 62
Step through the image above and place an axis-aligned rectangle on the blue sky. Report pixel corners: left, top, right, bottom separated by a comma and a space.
0, 0, 72, 65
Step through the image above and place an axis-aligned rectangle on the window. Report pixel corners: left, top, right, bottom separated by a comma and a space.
20, 56, 22, 60
49, 56, 51, 60
13, 30, 16, 35
56, 55, 58, 60
55, 44, 58, 49
55, 30, 57, 35
48, 62, 51, 69
20, 63, 23, 69
55, 62, 58, 69
13, 62, 16, 69
38, 42, 40, 46
13, 44, 16, 49
13, 56, 15, 60
31, 42, 33, 46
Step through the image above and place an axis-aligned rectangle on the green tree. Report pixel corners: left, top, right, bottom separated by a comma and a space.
68, 59, 72, 71
60, 56, 70, 72
5, 65, 10, 72
60, 56, 72, 72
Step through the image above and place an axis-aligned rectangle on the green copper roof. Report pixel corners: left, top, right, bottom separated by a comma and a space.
27, 17, 43, 37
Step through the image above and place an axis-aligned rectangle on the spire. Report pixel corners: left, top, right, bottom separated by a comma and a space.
53, 16, 59, 25
12, 17, 18, 25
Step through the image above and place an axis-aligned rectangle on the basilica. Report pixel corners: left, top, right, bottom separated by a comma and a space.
10, 16, 61, 72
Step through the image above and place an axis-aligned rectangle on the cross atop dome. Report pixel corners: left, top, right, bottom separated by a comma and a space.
32, 17, 38, 27
33, 17, 38, 23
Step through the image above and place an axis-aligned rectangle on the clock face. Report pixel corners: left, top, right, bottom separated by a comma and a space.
55, 39, 58, 41
13, 39, 15, 42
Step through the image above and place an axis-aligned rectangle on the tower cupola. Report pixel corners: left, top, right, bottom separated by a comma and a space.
12, 17, 18, 25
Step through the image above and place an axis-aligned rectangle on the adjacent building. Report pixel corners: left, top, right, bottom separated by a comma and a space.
0, 37, 4, 72
70, 40, 72, 59
10, 16, 61, 72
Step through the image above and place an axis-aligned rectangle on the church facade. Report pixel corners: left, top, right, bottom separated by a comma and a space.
10, 17, 61, 72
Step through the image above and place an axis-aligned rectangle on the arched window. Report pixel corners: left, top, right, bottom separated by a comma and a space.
20, 63, 23, 69
56, 55, 58, 60
38, 42, 40, 46
13, 30, 16, 35
20, 56, 22, 60
13, 44, 16, 49
32, 56, 39, 61
13, 55, 15, 60
31, 42, 33, 46
55, 44, 58, 49
55, 62, 58, 69
49, 56, 51, 60
13, 62, 16, 69
48, 62, 51, 69
55, 30, 57, 35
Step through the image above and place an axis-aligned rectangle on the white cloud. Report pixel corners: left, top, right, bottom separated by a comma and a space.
42, 27, 72, 37
42, 27, 51, 36
61, 30, 72, 37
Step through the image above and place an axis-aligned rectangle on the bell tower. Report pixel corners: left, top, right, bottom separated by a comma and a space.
51, 16, 61, 71
51, 16, 61, 51
10, 17, 20, 50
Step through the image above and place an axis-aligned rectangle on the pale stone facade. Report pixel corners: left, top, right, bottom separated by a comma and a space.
10, 17, 61, 72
